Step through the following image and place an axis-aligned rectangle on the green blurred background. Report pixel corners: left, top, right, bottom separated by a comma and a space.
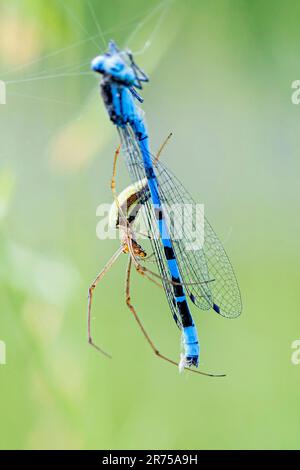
0, 0, 299, 450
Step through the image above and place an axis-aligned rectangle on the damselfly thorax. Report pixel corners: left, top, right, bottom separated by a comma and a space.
108, 176, 149, 258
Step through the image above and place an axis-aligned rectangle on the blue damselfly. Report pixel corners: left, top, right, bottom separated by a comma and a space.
88, 41, 241, 376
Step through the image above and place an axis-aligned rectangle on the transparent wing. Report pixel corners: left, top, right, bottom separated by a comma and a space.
119, 125, 242, 319
153, 158, 242, 318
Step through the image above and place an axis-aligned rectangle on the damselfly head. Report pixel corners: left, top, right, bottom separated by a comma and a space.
91, 40, 149, 91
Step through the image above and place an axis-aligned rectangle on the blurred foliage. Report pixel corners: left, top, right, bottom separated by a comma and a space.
0, 0, 299, 450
